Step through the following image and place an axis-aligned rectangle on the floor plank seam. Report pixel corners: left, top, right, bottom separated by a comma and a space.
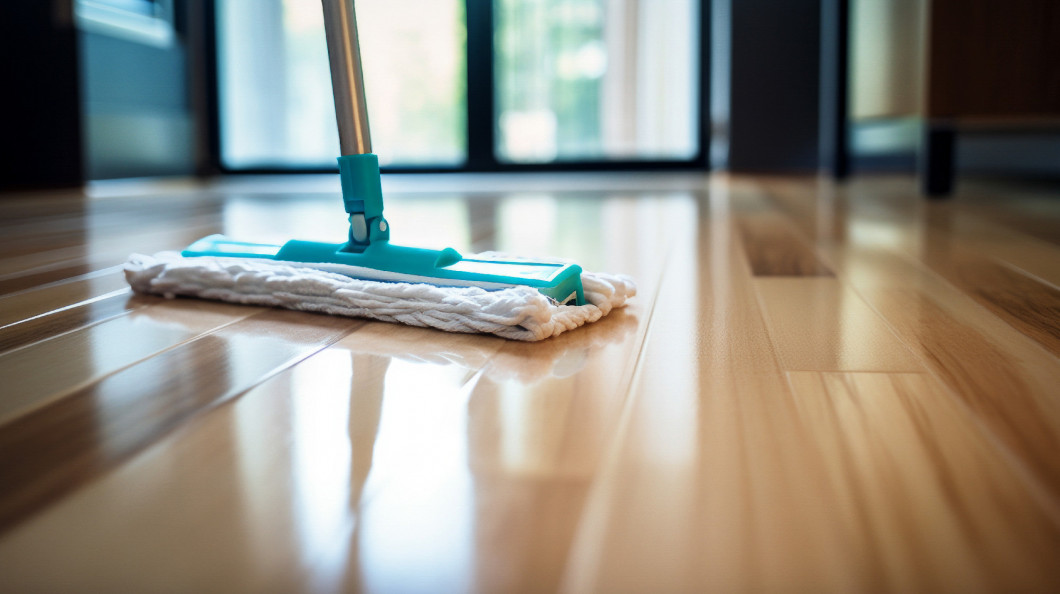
0, 317, 369, 537
757, 186, 1060, 521
553, 221, 682, 593
0, 288, 132, 332
0, 307, 269, 428
0, 306, 138, 358
0, 266, 123, 301
885, 245, 1060, 365
747, 188, 927, 373
991, 256, 1060, 293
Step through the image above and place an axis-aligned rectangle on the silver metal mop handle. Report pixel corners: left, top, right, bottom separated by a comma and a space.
321, 0, 372, 155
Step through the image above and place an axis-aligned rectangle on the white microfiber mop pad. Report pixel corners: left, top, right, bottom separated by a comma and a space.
124, 252, 636, 341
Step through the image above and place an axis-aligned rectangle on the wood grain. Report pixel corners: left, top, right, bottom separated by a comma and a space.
934, 210, 1060, 290
0, 329, 494, 593
0, 218, 220, 292
0, 272, 129, 327
1, 175, 1060, 592
0, 310, 363, 533
0, 299, 262, 425
921, 246, 1060, 357
0, 268, 654, 594
965, 190, 1060, 247
0, 291, 147, 355
736, 212, 834, 276
563, 191, 850, 592
754, 277, 923, 372
0, 265, 107, 297
860, 285, 1060, 491
759, 177, 1060, 494
788, 371, 1060, 591
0, 238, 208, 297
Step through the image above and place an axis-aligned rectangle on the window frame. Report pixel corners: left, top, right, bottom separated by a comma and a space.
205, 0, 711, 174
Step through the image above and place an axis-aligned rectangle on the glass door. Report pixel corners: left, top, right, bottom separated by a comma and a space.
213, 0, 707, 172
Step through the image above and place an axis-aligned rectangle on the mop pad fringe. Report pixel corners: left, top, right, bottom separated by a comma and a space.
124, 252, 636, 341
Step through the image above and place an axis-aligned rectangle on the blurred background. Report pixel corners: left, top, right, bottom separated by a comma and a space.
2, 0, 1058, 191
218, 0, 697, 169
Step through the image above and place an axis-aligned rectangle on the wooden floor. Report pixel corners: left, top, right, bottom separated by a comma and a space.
0, 173, 1059, 593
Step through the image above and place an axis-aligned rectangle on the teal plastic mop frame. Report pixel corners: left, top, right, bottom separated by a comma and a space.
182, 0, 585, 306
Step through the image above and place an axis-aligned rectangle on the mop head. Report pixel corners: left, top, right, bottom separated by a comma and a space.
124, 252, 636, 341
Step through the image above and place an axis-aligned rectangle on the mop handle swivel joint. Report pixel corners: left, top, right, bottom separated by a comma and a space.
339, 153, 389, 249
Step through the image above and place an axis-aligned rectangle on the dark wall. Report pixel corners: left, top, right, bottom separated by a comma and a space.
727, 0, 822, 172
80, 5, 197, 179
0, 1, 201, 187
0, 2, 84, 190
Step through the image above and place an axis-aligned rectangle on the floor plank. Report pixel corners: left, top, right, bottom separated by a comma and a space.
0, 290, 146, 355
562, 190, 852, 592
930, 206, 1060, 283
754, 277, 924, 372
0, 271, 130, 327
788, 372, 1060, 592
736, 212, 834, 276
0, 218, 221, 291
1, 174, 1059, 592
920, 244, 1060, 357
857, 282, 1060, 491
0, 310, 363, 533
756, 178, 1060, 494
962, 180, 1060, 246
0, 299, 263, 425
0, 327, 495, 593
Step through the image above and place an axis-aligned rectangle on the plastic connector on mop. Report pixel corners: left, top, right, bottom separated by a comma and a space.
338, 153, 389, 248
181, 154, 587, 306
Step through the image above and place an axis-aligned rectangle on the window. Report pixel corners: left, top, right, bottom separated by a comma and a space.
76, 0, 176, 47
495, 0, 700, 163
217, 0, 466, 169
214, 0, 706, 171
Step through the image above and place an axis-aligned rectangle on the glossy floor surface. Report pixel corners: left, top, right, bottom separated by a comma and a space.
1, 173, 1059, 593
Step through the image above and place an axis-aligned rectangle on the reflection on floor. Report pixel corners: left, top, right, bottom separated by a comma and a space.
0, 173, 1059, 592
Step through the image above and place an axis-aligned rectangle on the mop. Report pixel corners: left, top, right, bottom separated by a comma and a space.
125, 0, 634, 341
